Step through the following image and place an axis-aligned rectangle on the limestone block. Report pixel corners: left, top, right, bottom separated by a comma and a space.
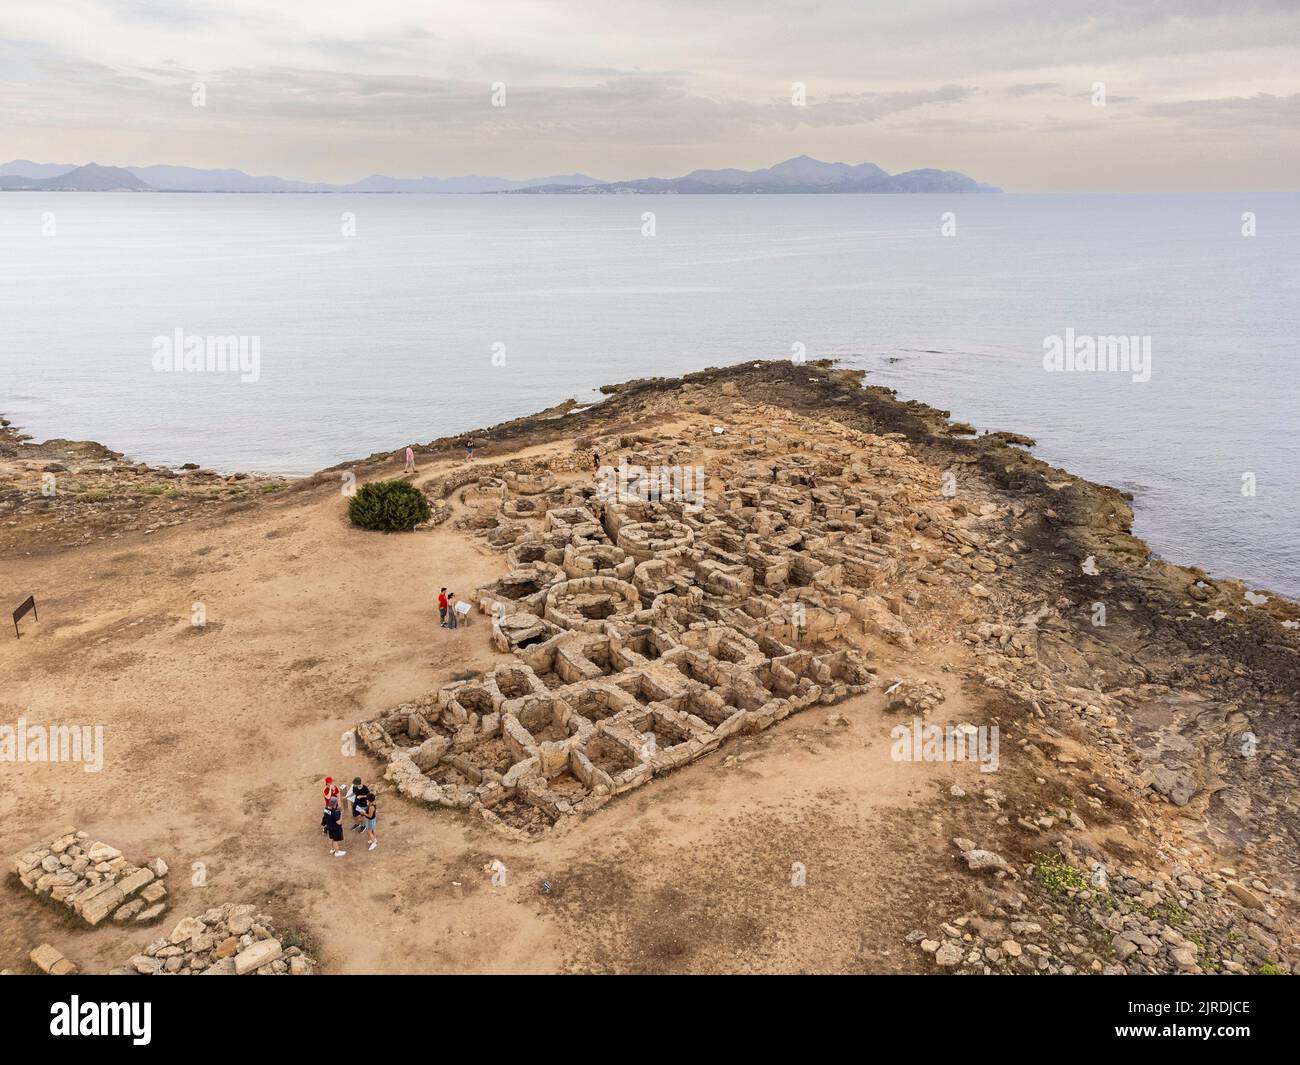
234, 939, 283, 975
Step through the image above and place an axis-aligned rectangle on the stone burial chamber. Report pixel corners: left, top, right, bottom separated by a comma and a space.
357, 431, 898, 840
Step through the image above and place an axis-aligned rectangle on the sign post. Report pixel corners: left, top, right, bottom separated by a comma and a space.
13, 595, 36, 637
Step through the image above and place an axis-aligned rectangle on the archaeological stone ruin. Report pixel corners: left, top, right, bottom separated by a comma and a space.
115, 904, 316, 976
355, 420, 938, 840
11, 827, 171, 926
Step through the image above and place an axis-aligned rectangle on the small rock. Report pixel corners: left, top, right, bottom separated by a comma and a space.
233, 938, 283, 976
112, 899, 145, 922
1227, 882, 1265, 909
168, 917, 206, 944
934, 942, 963, 967
963, 849, 1010, 874
29, 944, 65, 974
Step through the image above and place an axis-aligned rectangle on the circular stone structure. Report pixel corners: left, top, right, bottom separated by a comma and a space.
615, 519, 694, 563
544, 576, 641, 632
504, 470, 557, 496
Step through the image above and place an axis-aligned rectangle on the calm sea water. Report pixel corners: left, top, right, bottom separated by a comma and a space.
1, 192, 1297, 596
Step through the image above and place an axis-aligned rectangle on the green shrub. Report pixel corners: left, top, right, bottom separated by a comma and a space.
348, 479, 430, 532
1032, 852, 1090, 896
1163, 901, 1189, 925
279, 925, 318, 955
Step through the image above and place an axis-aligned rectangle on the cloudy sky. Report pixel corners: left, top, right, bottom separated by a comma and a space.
1, 0, 1297, 190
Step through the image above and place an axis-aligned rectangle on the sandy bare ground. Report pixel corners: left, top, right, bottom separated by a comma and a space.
0, 436, 988, 974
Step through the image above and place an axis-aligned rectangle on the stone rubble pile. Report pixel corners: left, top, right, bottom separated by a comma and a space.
115, 903, 316, 976
11, 827, 171, 925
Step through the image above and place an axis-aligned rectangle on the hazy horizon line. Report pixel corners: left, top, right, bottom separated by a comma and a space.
5, 154, 1299, 195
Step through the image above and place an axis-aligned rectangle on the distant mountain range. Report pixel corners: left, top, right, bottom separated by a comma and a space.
0, 155, 1001, 194
0, 160, 604, 193
522, 155, 1002, 194
0, 163, 152, 192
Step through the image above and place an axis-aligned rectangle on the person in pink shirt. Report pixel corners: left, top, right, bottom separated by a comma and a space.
404, 445, 416, 475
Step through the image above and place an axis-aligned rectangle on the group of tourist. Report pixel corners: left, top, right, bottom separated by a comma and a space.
398, 436, 476, 477
320, 776, 377, 857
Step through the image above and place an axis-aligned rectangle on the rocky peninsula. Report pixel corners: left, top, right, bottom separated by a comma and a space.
1, 360, 1296, 974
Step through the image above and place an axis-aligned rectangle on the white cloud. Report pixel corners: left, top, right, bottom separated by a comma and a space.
1, 0, 1297, 189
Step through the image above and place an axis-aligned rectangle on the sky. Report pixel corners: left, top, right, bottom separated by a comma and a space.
1, 0, 1298, 191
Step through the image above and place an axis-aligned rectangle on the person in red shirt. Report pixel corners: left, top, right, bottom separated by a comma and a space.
437, 587, 449, 628
322, 776, 340, 810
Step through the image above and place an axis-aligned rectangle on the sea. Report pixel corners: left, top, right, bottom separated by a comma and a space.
1, 191, 1296, 595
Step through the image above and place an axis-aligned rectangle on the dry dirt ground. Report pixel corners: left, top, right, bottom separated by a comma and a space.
0, 427, 988, 975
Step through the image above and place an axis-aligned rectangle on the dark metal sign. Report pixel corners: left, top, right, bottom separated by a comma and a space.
13, 595, 36, 637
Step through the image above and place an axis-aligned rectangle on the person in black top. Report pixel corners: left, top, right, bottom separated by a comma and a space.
347, 777, 372, 833
322, 802, 346, 857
